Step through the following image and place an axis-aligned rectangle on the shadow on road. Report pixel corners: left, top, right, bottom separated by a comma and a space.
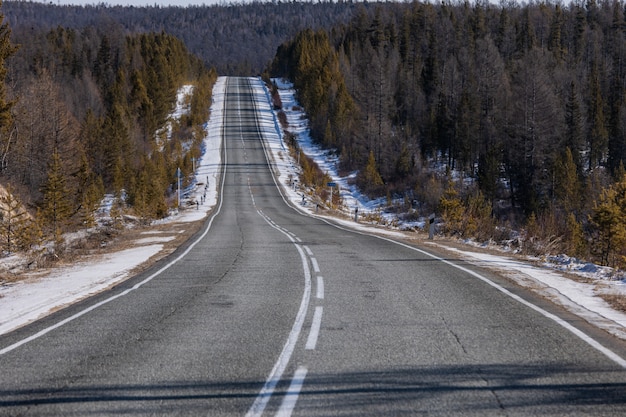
2, 363, 626, 415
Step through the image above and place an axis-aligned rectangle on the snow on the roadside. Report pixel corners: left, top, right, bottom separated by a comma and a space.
133, 236, 176, 244
271, 78, 383, 215
264, 78, 626, 341
171, 77, 226, 223
3, 76, 626, 344
434, 244, 626, 340
0, 245, 162, 335
0, 78, 226, 335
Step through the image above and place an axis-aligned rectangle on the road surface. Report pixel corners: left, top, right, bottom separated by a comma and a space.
1, 77, 626, 416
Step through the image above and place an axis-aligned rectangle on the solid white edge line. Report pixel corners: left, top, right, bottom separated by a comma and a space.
345, 228, 626, 370
306, 306, 323, 350
413, 242, 626, 369
276, 366, 308, 417
0, 79, 229, 357
316, 276, 324, 300
253, 75, 626, 371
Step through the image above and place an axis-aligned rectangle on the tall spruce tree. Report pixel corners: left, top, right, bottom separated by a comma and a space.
0, 184, 30, 253
591, 174, 626, 267
564, 81, 585, 174
40, 150, 72, 244
587, 63, 609, 170
0, 1, 18, 174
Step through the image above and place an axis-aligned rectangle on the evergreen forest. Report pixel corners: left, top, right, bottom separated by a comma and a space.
2, 0, 362, 74
267, 0, 626, 268
0, 5, 217, 256
2, 0, 626, 270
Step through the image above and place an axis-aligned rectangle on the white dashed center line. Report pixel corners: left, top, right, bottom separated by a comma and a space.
306, 306, 324, 350
316, 276, 325, 300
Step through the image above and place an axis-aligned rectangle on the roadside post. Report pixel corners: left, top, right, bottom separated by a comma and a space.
327, 182, 336, 208
428, 213, 435, 239
177, 167, 182, 208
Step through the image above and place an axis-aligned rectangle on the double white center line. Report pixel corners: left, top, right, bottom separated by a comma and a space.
248, 212, 326, 417
278, 244, 325, 416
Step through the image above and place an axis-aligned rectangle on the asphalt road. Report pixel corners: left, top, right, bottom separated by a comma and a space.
1, 77, 626, 416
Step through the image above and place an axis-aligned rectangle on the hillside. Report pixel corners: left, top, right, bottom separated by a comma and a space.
3, 0, 626, 271
267, 0, 626, 269
3, 0, 363, 75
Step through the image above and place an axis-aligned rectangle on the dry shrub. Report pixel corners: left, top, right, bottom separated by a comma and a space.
521, 209, 588, 258
414, 173, 443, 215
284, 131, 297, 150
34, 250, 60, 269
71, 227, 118, 253
522, 211, 564, 256
361, 210, 382, 224
463, 191, 496, 241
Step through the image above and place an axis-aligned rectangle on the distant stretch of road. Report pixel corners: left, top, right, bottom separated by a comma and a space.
1, 77, 626, 416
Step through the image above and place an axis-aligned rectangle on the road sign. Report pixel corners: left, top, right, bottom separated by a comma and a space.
327, 182, 336, 187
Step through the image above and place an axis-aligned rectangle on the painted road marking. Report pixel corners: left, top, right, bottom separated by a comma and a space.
276, 366, 308, 417
322, 217, 626, 370
306, 306, 323, 350
316, 276, 324, 300
247, 212, 312, 417
310, 257, 320, 273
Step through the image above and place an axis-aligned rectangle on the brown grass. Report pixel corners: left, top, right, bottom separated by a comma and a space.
600, 293, 626, 313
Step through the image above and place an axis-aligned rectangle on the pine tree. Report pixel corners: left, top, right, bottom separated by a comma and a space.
128, 156, 168, 221
587, 63, 609, 170
75, 153, 104, 227
548, 4, 565, 62
394, 142, 412, 180
0, 3, 18, 174
478, 147, 499, 209
463, 190, 494, 240
438, 178, 464, 236
607, 15, 626, 177
564, 81, 584, 174
358, 150, 384, 196
40, 150, 72, 244
515, 8, 537, 55
565, 212, 586, 258
554, 147, 581, 215
0, 185, 30, 253
591, 174, 626, 267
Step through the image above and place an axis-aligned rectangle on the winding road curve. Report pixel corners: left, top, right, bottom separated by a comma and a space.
1, 77, 626, 416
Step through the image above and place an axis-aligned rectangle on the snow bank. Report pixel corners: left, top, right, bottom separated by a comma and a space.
0, 78, 226, 334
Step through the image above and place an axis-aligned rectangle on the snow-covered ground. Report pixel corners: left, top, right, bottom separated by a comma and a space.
0, 78, 226, 335
2, 76, 626, 347
269, 78, 385, 217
